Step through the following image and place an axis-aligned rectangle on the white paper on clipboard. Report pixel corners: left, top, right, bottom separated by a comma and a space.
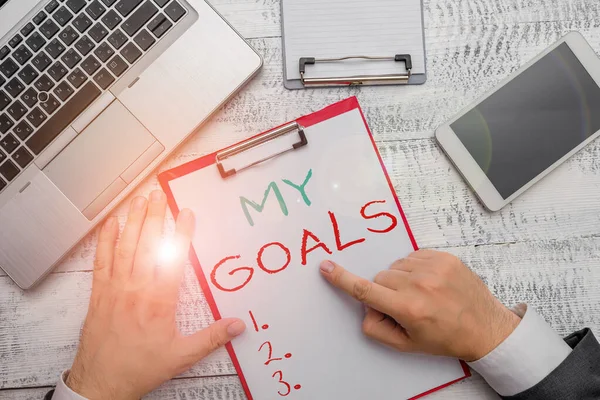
162, 99, 467, 400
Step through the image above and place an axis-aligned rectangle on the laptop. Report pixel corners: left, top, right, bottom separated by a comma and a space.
0, 0, 262, 289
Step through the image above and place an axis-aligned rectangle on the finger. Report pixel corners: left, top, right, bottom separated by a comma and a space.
407, 249, 439, 260
132, 191, 167, 283
113, 196, 148, 282
374, 269, 410, 291
320, 260, 403, 316
178, 318, 246, 363
155, 208, 195, 299
362, 307, 414, 352
389, 257, 423, 273
93, 216, 119, 283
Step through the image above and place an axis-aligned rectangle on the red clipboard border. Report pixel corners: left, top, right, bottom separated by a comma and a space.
159, 97, 471, 400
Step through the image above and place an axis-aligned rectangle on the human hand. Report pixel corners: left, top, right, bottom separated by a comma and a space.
320, 250, 520, 362
67, 191, 246, 400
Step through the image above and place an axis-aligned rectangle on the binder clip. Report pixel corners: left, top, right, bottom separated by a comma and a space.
299, 54, 412, 87
216, 122, 308, 178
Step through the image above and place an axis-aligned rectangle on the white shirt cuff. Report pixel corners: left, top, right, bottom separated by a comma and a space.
467, 305, 572, 397
51, 370, 89, 400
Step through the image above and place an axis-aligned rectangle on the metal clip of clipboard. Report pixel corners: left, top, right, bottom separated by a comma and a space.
216, 122, 308, 179
299, 54, 413, 87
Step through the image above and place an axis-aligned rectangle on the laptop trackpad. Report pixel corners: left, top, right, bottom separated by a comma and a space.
44, 100, 156, 215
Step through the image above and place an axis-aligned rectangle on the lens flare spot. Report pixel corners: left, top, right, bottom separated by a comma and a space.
158, 240, 179, 264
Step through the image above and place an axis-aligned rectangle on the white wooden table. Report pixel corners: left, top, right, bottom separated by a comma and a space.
3, 0, 600, 398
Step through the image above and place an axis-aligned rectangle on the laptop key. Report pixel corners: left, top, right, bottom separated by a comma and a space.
53, 6, 74, 27
45, 39, 66, 59
26, 106, 47, 128
147, 13, 165, 31
101, 0, 118, 6
164, 1, 185, 22
40, 19, 60, 39
25, 32, 47, 52
134, 29, 155, 51
21, 87, 39, 108
89, 23, 109, 43
20, 23, 35, 37
102, 10, 123, 30
123, 1, 157, 37
107, 29, 127, 49
13, 146, 34, 169
13, 120, 34, 140
54, 81, 74, 101
59, 26, 79, 46
75, 36, 95, 56
0, 91, 10, 111
1, 133, 19, 154
26, 81, 101, 154
0, 46, 9, 60
0, 150, 5, 164
45, 0, 60, 14
40, 94, 60, 114
48, 61, 68, 82
0, 114, 14, 134
153, 0, 169, 7
66, 0, 87, 13
13, 45, 33, 65
86, 1, 107, 20
32, 51, 52, 72
0, 178, 5, 191
34, 74, 55, 92
61, 48, 82, 68
18, 65, 39, 85
93, 68, 115, 89
7, 100, 27, 121
73, 13, 93, 33
151, 17, 171, 37
116, 0, 143, 17
0, 58, 19, 78
67, 68, 87, 88
107, 54, 127, 77
9, 35, 23, 49
12, 145, 34, 169
120, 42, 141, 63
94, 42, 115, 62
0, 160, 19, 182
33, 11, 47, 25
5, 78, 25, 98
81, 55, 101, 75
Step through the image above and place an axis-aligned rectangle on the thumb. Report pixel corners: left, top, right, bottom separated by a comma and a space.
178, 318, 246, 362
362, 307, 415, 353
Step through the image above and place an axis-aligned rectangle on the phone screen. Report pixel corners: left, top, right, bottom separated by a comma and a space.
451, 43, 600, 199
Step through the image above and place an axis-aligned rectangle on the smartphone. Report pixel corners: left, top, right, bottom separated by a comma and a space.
436, 32, 600, 211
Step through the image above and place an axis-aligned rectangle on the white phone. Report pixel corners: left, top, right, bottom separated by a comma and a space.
436, 32, 600, 211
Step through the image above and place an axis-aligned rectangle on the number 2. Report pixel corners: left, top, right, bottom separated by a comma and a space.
259, 341, 283, 365
272, 370, 291, 397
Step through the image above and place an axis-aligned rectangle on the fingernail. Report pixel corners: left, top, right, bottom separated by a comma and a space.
180, 208, 194, 220
150, 190, 164, 203
320, 260, 335, 273
103, 216, 115, 230
132, 197, 146, 211
227, 320, 246, 337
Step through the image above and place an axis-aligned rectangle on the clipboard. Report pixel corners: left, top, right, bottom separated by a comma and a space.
159, 98, 469, 400
281, 0, 427, 89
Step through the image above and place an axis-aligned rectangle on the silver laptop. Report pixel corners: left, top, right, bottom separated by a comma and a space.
0, 0, 262, 289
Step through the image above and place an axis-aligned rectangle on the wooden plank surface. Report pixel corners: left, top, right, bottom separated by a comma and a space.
2, 0, 600, 398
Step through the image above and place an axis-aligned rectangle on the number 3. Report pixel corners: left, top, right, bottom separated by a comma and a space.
272, 370, 291, 397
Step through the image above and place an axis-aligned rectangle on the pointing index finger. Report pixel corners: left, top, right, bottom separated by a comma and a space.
320, 260, 403, 317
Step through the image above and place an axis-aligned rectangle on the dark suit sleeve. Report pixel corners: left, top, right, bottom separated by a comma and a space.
502, 329, 600, 400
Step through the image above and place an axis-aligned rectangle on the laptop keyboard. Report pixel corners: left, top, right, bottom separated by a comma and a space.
0, 0, 188, 193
